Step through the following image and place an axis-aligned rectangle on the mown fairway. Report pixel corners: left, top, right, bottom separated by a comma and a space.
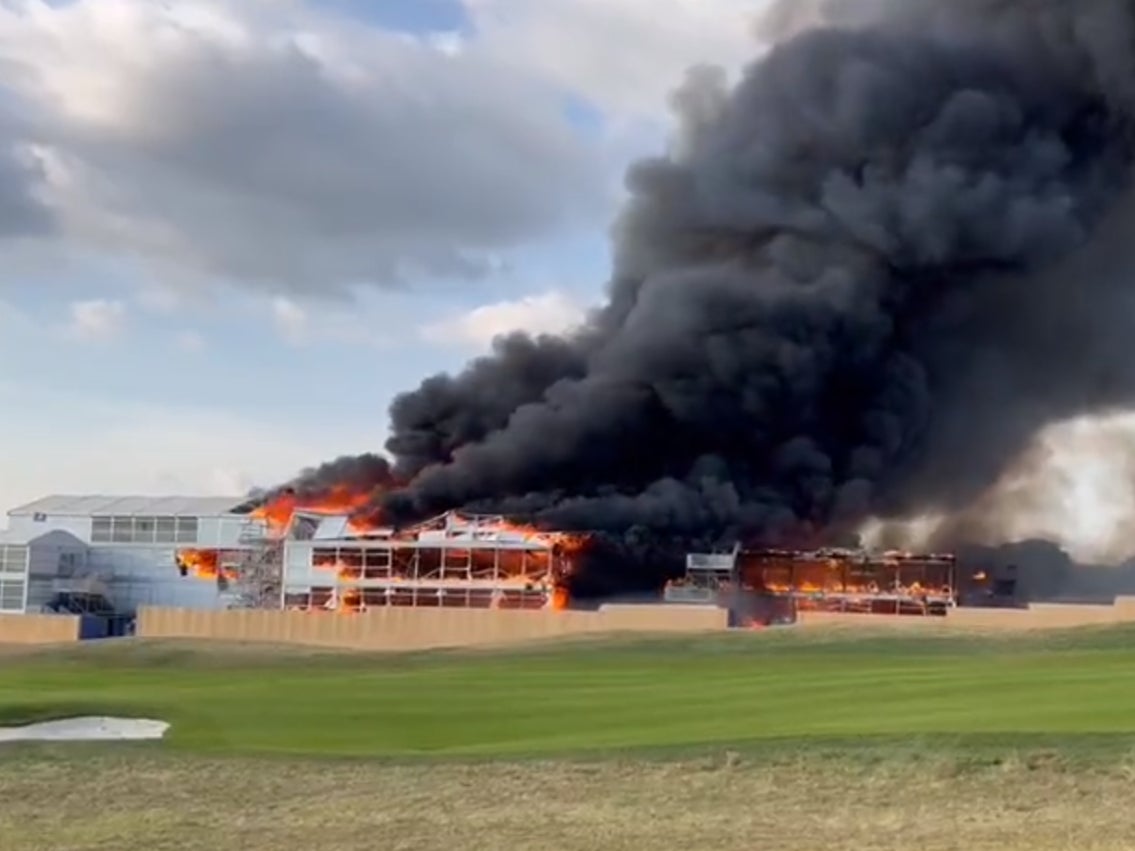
3, 627, 1135, 850
2, 627, 1135, 757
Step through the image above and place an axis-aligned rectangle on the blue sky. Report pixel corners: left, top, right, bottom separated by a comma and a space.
0, 0, 762, 511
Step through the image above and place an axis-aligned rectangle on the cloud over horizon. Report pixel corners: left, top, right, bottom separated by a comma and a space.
0, 0, 613, 295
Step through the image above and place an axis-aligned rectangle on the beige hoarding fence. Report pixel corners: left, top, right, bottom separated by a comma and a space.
0, 613, 81, 644
136, 604, 730, 651
132, 595, 1135, 649
797, 596, 1135, 631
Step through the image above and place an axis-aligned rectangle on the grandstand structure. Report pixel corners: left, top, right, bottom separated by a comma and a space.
668, 545, 961, 621
280, 510, 576, 612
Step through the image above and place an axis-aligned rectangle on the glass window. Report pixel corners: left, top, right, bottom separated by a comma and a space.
133, 516, 156, 544
0, 580, 24, 611
0, 546, 27, 575
155, 517, 176, 543
174, 517, 198, 543
91, 516, 112, 543
111, 516, 134, 543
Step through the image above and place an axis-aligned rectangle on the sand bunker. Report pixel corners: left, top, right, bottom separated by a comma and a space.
0, 717, 169, 743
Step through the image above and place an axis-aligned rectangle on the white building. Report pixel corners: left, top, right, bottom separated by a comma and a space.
3, 495, 267, 614
0, 528, 89, 614
2, 497, 572, 616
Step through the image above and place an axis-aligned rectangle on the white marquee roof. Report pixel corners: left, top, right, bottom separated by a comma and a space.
0, 528, 88, 547
6, 495, 246, 518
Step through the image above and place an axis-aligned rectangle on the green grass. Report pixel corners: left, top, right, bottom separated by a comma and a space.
3, 625, 1135, 760
5, 629, 1135, 850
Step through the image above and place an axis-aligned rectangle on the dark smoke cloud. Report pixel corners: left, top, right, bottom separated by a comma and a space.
280, 0, 1135, 594
249, 453, 394, 504
960, 538, 1135, 604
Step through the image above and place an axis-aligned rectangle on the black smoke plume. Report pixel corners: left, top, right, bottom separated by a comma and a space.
245, 454, 395, 507
293, 0, 1135, 595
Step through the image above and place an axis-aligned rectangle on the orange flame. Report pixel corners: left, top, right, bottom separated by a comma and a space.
296, 512, 591, 613
177, 549, 237, 582
251, 485, 380, 535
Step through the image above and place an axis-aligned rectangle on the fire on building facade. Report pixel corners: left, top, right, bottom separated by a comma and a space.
668, 545, 977, 625
278, 510, 579, 612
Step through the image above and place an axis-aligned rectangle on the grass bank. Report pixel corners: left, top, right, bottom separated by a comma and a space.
1, 749, 1132, 851
1, 626, 1134, 759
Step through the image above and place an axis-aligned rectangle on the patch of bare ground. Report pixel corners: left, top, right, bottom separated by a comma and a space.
1, 751, 1132, 850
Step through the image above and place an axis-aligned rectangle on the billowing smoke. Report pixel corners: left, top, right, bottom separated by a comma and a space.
286, 0, 1135, 595
248, 454, 395, 506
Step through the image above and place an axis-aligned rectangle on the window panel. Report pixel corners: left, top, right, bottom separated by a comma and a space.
91, 517, 112, 543
0, 580, 24, 611
0, 546, 26, 575
133, 516, 156, 543
174, 517, 198, 543
111, 516, 134, 543
155, 517, 176, 543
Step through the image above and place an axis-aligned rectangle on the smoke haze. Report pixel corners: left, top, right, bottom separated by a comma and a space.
276, 0, 1135, 595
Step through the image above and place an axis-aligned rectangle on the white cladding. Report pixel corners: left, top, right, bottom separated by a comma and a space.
0, 529, 88, 614
3, 494, 255, 613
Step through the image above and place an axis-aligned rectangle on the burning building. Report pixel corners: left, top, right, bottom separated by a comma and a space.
669, 545, 981, 625
0, 489, 590, 616
280, 510, 582, 613
273, 0, 1135, 603
1, 495, 277, 614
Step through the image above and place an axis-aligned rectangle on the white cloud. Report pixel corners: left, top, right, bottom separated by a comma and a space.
0, 0, 777, 303
135, 285, 186, 315
62, 298, 126, 342
464, 0, 762, 123
266, 293, 392, 349
0, 0, 606, 293
174, 329, 206, 352
270, 296, 309, 345
420, 290, 587, 348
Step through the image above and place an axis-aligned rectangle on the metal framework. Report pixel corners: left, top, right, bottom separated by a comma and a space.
174, 517, 284, 610
671, 546, 959, 619
282, 510, 575, 613
737, 547, 957, 615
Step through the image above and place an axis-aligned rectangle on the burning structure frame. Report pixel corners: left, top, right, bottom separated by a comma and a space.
178, 509, 581, 613
281, 510, 577, 612
669, 545, 959, 619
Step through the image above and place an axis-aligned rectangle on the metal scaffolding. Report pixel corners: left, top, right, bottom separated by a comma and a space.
282, 511, 575, 613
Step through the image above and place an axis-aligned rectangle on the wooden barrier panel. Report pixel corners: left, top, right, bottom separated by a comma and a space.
597, 604, 728, 633
136, 604, 730, 651
0, 613, 81, 644
800, 600, 1135, 632
137, 598, 1135, 648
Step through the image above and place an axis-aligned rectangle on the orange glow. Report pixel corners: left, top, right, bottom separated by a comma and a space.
337, 587, 363, 614
251, 485, 379, 535
177, 549, 237, 582
296, 512, 590, 614
551, 585, 570, 611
